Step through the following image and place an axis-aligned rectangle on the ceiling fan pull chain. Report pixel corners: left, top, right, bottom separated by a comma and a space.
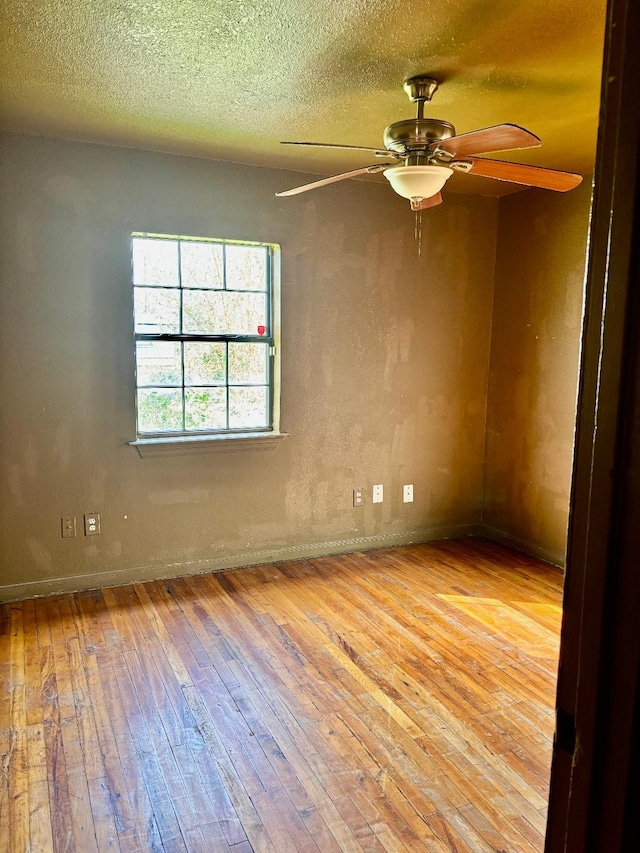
414, 207, 423, 258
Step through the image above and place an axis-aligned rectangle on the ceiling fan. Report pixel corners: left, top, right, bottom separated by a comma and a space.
276, 75, 582, 210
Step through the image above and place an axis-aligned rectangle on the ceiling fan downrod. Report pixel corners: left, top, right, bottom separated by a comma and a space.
403, 75, 440, 118
384, 75, 456, 155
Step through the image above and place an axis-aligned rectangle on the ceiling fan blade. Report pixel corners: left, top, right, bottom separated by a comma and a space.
275, 164, 388, 197
281, 141, 394, 157
466, 157, 583, 191
415, 192, 443, 210
435, 124, 541, 157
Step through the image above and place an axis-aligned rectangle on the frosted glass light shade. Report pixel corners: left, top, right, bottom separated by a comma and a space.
384, 164, 453, 200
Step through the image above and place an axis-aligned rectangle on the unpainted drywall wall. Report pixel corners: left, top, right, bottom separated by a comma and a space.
0, 133, 497, 599
483, 180, 593, 564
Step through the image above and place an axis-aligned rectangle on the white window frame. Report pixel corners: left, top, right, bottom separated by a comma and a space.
128, 233, 284, 457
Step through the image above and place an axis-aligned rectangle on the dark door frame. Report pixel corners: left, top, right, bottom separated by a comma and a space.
545, 0, 640, 850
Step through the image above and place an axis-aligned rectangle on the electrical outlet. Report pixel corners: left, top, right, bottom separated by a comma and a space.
372, 484, 383, 504
353, 488, 363, 507
84, 512, 101, 536
61, 516, 76, 538
403, 484, 414, 503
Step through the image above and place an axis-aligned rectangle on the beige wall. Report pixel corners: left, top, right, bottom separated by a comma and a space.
0, 133, 498, 599
483, 181, 593, 564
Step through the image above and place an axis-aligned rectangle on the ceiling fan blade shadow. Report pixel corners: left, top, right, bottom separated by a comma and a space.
281, 141, 394, 157
415, 192, 443, 210
466, 157, 583, 191
435, 124, 541, 157
275, 164, 389, 197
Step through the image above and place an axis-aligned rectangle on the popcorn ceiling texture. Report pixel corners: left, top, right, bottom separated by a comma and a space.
0, 0, 606, 196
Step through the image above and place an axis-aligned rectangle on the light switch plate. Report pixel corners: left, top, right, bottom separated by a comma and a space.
61, 516, 76, 538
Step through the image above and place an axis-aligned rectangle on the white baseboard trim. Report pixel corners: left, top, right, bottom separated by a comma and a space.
0, 522, 483, 602
480, 524, 566, 568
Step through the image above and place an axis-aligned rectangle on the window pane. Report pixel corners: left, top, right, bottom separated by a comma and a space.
185, 388, 227, 430
180, 242, 224, 289
184, 342, 226, 385
228, 343, 268, 385
182, 290, 266, 335
136, 341, 182, 386
134, 287, 180, 333
229, 386, 268, 428
226, 245, 267, 291
132, 238, 179, 286
137, 389, 183, 432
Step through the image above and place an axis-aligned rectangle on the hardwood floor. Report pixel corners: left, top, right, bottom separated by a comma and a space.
0, 538, 563, 852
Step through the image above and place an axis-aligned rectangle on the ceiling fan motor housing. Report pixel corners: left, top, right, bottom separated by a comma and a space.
383, 119, 456, 155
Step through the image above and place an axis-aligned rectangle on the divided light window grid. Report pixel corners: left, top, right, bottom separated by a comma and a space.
132, 234, 274, 436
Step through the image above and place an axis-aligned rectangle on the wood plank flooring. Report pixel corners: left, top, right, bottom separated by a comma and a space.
0, 538, 563, 852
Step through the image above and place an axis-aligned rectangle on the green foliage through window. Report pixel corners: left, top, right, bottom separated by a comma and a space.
132, 234, 277, 435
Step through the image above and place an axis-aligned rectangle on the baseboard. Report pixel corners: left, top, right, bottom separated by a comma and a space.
480, 524, 566, 568
0, 522, 483, 602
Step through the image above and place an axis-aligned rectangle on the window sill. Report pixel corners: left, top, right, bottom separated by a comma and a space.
129, 431, 288, 458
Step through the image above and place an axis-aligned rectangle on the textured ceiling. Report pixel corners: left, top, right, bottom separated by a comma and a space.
0, 0, 607, 197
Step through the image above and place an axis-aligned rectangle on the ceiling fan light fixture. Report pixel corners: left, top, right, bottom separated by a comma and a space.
384, 164, 453, 206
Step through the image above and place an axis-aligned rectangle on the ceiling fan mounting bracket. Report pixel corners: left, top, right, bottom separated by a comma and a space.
403, 75, 439, 104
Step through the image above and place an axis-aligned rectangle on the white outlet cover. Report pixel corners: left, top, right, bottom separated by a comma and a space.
403, 484, 414, 502
372, 484, 383, 503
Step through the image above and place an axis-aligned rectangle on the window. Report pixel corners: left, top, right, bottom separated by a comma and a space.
131, 234, 279, 439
